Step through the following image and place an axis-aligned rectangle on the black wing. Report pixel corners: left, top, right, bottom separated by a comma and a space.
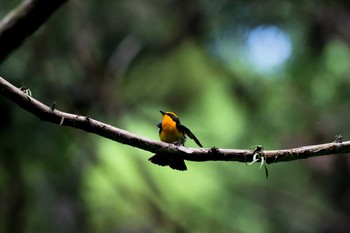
177, 124, 203, 147
156, 122, 162, 133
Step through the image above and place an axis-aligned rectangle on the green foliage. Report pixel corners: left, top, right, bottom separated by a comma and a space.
1, 0, 350, 233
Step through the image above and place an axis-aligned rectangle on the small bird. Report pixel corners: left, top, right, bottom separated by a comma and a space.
148, 110, 203, 171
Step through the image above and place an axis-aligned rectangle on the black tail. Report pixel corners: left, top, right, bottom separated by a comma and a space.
148, 154, 187, 171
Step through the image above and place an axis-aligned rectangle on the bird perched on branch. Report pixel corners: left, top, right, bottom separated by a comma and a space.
148, 110, 203, 171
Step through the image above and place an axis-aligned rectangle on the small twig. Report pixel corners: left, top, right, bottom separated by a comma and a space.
0, 76, 349, 165
51, 101, 56, 110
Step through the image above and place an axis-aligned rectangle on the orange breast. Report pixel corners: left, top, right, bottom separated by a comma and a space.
159, 115, 184, 143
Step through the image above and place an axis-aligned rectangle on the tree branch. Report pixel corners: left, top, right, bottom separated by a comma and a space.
0, 76, 349, 166
0, 0, 67, 63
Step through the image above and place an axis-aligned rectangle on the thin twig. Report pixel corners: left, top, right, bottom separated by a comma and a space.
0, 76, 349, 164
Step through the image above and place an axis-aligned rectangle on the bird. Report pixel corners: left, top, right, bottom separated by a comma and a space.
148, 110, 203, 171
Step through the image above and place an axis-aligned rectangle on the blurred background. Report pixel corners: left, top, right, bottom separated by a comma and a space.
1, 0, 350, 232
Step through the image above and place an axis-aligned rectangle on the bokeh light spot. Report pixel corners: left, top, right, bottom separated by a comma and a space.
245, 25, 292, 72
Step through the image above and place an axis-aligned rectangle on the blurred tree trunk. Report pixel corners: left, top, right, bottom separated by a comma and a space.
0, 0, 67, 63
0, 104, 26, 233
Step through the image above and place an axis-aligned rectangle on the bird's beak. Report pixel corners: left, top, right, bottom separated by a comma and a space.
160, 110, 165, 115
